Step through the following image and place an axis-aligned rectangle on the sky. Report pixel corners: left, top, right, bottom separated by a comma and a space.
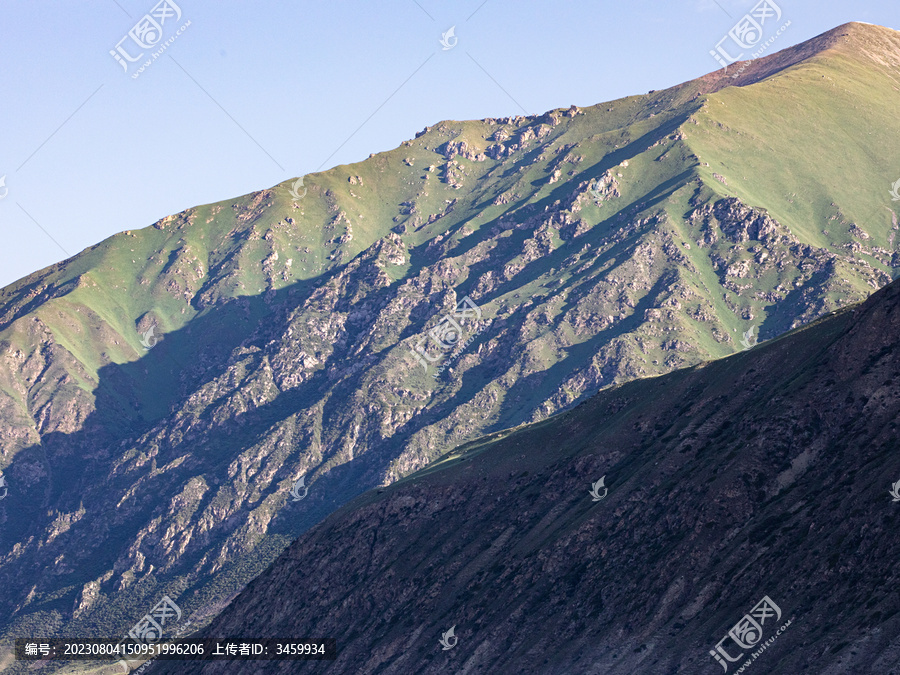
0, 0, 896, 289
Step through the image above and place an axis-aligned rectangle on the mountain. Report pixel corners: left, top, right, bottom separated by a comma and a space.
1, 21, 899, 666
148, 258, 900, 675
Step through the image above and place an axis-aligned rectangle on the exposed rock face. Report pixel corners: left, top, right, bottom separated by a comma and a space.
439, 139, 487, 163
710, 198, 796, 245
150, 277, 900, 675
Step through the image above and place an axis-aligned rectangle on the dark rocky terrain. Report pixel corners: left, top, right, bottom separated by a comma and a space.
151, 259, 900, 674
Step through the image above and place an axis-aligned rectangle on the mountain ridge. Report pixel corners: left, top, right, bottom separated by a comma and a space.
0, 22, 898, 671
696, 21, 900, 91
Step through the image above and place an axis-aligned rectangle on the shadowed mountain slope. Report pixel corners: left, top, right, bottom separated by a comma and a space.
153, 264, 900, 675
1, 22, 899, 668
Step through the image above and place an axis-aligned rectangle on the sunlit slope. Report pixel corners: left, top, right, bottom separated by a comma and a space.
689, 23, 900, 252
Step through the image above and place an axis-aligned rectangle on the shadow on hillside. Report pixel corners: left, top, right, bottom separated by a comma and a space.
0, 112, 701, 638
0, 264, 413, 635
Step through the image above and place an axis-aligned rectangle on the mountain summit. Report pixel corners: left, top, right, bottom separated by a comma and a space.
701, 21, 900, 91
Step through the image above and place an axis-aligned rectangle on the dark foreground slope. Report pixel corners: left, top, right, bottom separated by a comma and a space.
151, 274, 900, 674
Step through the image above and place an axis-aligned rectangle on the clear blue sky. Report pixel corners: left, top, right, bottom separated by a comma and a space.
0, 0, 895, 288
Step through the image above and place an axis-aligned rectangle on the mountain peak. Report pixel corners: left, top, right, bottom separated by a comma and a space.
696, 21, 900, 93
